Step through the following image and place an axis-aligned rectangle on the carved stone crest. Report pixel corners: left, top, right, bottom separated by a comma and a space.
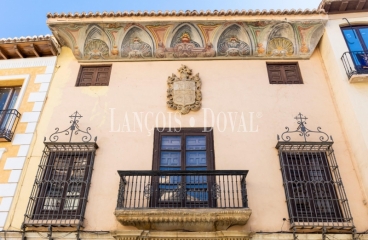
167, 65, 202, 114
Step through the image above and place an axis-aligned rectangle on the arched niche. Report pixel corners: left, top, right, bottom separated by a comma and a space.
216, 24, 252, 57
267, 38, 294, 56
121, 27, 154, 58
266, 23, 295, 56
169, 23, 204, 48
83, 25, 111, 59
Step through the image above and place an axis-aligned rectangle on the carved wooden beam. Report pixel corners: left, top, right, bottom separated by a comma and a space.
30, 44, 40, 57
339, 0, 349, 11
14, 45, 24, 58
324, 1, 331, 12
0, 48, 7, 59
356, 0, 366, 10
48, 42, 56, 56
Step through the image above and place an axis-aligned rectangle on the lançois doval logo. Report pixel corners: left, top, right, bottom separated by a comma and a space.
167, 65, 202, 114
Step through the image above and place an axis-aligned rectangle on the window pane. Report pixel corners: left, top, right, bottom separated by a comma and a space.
186, 136, 206, 150
359, 28, 368, 49
0, 88, 11, 110
63, 183, 82, 210
342, 29, 364, 52
43, 183, 64, 210
186, 151, 207, 167
161, 136, 181, 150
160, 151, 181, 167
8, 87, 21, 109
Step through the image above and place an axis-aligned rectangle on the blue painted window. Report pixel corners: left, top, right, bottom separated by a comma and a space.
157, 133, 212, 202
342, 26, 368, 67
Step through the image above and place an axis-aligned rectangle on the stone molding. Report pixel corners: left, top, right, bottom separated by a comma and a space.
0, 57, 57, 70
112, 230, 252, 240
115, 208, 252, 232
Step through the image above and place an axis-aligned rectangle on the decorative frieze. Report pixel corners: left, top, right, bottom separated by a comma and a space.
48, 19, 326, 61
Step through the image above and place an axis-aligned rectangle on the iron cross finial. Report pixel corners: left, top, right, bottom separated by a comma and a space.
294, 112, 308, 122
48, 111, 94, 143
278, 112, 330, 142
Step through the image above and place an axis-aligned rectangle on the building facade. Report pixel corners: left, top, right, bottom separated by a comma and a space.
319, 0, 368, 205
3, 1, 368, 240
0, 35, 59, 230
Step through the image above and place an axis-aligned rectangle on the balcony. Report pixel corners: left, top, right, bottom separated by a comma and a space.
341, 51, 368, 83
0, 109, 20, 142
115, 170, 251, 232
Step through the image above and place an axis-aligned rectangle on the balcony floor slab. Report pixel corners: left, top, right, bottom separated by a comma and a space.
115, 208, 252, 232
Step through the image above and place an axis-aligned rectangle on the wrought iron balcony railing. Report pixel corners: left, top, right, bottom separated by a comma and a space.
341, 51, 368, 81
116, 170, 248, 209
0, 109, 21, 142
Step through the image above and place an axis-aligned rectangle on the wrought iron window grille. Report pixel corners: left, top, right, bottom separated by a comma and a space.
0, 109, 20, 142
276, 113, 354, 233
23, 111, 98, 230
116, 170, 248, 209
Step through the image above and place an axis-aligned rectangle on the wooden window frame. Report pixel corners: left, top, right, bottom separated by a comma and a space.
152, 128, 215, 171
152, 128, 216, 208
76, 64, 112, 86
266, 62, 303, 84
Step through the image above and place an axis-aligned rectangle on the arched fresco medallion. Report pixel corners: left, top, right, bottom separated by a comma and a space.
266, 23, 295, 57
166, 24, 211, 58
267, 37, 294, 57
84, 39, 110, 59
121, 27, 153, 59
217, 25, 250, 57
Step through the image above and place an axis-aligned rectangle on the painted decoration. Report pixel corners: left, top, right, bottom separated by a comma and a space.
217, 25, 251, 57
84, 39, 109, 59
267, 38, 294, 57
49, 20, 326, 61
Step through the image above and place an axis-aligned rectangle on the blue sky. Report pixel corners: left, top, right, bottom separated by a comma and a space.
0, 0, 321, 38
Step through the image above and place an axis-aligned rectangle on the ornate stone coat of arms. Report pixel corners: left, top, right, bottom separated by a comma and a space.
167, 65, 202, 114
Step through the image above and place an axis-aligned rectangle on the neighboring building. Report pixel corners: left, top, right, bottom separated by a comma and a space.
4, 2, 368, 240
319, 0, 368, 204
0, 35, 59, 230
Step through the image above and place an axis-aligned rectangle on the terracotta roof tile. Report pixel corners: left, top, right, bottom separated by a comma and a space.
0, 35, 52, 44
46, 9, 325, 18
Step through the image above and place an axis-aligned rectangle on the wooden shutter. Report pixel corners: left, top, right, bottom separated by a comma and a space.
267, 64, 284, 84
267, 63, 303, 84
76, 65, 112, 86
284, 64, 301, 84
94, 66, 111, 86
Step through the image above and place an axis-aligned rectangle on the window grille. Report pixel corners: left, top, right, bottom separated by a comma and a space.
23, 111, 98, 228
276, 113, 354, 232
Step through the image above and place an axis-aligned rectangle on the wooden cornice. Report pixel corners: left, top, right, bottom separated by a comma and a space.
320, 0, 368, 14
0, 36, 59, 60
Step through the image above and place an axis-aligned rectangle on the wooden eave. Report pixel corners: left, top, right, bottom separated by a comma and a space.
0, 40, 57, 60
321, 0, 368, 14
